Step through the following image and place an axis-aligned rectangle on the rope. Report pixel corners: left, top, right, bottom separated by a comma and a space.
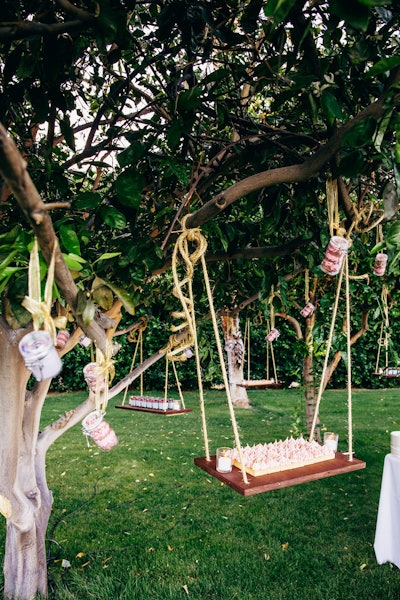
169, 217, 248, 483
121, 317, 148, 405
345, 254, 354, 461
200, 250, 249, 484
167, 217, 210, 460
305, 269, 310, 304
171, 359, 186, 408
309, 259, 345, 441
244, 318, 251, 380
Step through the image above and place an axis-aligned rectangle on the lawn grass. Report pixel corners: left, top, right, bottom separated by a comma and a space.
5, 387, 400, 599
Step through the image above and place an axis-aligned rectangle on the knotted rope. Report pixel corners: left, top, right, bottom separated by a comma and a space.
168, 217, 249, 483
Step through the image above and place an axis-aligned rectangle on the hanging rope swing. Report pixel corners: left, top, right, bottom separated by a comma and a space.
372, 285, 400, 378
165, 209, 365, 495
115, 316, 192, 416
239, 306, 282, 389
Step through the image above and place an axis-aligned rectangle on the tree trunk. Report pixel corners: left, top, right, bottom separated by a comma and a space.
0, 319, 53, 600
221, 314, 250, 408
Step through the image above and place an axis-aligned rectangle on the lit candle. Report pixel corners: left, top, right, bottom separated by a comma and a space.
216, 447, 232, 473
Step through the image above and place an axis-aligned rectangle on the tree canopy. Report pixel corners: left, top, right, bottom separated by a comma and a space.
0, 0, 399, 328
0, 2, 400, 598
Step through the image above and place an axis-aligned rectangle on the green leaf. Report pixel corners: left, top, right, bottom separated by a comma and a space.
99, 206, 127, 229
321, 91, 343, 123
338, 150, 365, 178
74, 192, 102, 210
330, 0, 371, 32
117, 141, 146, 168
95, 252, 122, 262
374, 110, 392, 153
59, 224, 81, 255
82, 297, 96, 326
395, 114, 400, 164
367, 56, 400, 78
62, 253, 85, 271
343, 117, 376, 148
385, 222, 400, 250
263, 0, 297, 23
59, 116, 76, 152
92, 284, 114, 311
370, 241, 386, 255
167, 118, 184, 150
115, 170, 146, 207
176, 88, 202, 114
92, 277, 136, 315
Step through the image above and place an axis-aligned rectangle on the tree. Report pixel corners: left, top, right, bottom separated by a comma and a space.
0, 0, 399, 597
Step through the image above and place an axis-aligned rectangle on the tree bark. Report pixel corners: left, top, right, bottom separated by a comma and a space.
221, 314, 250, 408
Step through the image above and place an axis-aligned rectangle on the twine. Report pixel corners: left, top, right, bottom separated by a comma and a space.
22, 238, 67, 342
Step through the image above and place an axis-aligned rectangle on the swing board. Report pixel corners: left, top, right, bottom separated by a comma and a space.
238, 379, 282, 389
194, 453, 366, 496
115, 404, 192, 416
372, 369, 400, 378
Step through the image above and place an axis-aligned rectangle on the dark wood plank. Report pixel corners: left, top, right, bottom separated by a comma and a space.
194, 452, 366, 496
115, 405, 192, 416
237, 380, 283, 389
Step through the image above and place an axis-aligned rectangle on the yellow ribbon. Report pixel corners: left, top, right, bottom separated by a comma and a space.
22, 238, 67, 342
95, 342, 115, 413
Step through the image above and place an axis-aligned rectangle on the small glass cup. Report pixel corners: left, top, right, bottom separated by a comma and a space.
324, 432, 338, 452
216, 447, 232, 473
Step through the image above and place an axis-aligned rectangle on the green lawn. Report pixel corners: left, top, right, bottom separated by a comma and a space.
8, 387, 400, 599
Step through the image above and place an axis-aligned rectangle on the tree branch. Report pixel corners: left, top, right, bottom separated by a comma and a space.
0, 124, 108, 352
186, 86, 398, 228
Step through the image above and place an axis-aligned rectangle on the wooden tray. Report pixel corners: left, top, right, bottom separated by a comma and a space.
115, 405, 192, 416
194, 452, 366, 496
232, 451, 335, 476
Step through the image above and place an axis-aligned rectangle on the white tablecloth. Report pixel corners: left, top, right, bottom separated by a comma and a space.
374, 453, 400, 568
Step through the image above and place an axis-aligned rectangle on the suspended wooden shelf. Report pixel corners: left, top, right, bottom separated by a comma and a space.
238, 379, 283, 389
372, 367, 400, 379
194, 452, 366, 496
115, 404, 192, 416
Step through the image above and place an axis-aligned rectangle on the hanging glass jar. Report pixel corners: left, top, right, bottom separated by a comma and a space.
82, 410, 118, 451
320, 236, 349, 276
19, 330, 62, 381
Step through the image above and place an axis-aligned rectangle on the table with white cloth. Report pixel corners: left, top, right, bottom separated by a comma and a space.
374, 453, 400, 568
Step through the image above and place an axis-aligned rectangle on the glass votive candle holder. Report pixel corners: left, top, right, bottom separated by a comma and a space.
320, 236, 349, 276
266, 328, 280, 342
83, 362, 105, 393
19, 330, 62, 381
324, 432, 339, 452
216, 447, 232, 473
373, 253, 388, 276
300, 302, 315, 318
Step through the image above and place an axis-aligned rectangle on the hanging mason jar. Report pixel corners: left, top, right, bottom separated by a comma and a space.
19, 330, 62, 381
83, 362, 105, 393
373, 253, 388, 276
55, 330, 70, 350
82, 410, 118, 451
300, 302, 315, 318
266, 328, 280, 342
320, 236, 349, 276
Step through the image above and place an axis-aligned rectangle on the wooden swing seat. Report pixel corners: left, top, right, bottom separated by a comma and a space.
372, 368, 400, 378
115, 404, 192, 416
238, 379, 283, 389
194, 452, 366, 496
